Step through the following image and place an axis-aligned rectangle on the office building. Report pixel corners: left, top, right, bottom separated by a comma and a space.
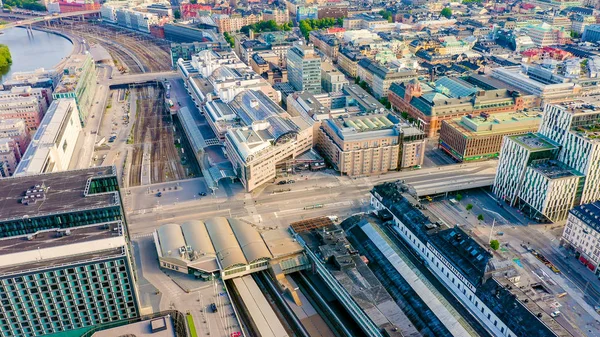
0, 96, 45, 132
0, 118, 30, 160
224, 90, 314, 191
321, 62, 348, 93
357, 58, 418, 99
0, 68, 58, 91
370, 182, 571, 337
439, 111, 542, 162
389, 76, 528, 137
287, 43, 322, 94
318, 111, 426, 176
494, 103, 600, 221
562, 201, 600, 275
52, 54, 97, 125
14, 99, 82, 176
0, 167, 140, 337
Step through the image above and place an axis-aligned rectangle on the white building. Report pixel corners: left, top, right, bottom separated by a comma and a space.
562, 201, 600, 275
14, 99, 82, 176
494, 103, 600, 222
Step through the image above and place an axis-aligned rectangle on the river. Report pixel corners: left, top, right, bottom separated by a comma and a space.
0, 27, 73, 82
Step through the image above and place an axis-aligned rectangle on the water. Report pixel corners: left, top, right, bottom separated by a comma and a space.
0, 27, 73, 82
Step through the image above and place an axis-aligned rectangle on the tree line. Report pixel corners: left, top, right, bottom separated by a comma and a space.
0, 45, 12, 69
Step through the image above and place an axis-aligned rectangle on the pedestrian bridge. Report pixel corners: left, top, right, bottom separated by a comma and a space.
0, 10, 100, 30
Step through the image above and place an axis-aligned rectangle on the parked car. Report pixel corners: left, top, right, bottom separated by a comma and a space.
156, 192, 162, 197
277, 181, 287, 185
550, 311, 560, 318
210, 303, 217, 312
199, 192, 207, 196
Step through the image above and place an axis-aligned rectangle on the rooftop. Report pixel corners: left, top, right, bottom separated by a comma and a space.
54, 54, 92, 93
0, 166, 118, 224
570, 201, 600, 235
446, 111, 543, 136
530, 160, 583, 180
509, 133, 559, 151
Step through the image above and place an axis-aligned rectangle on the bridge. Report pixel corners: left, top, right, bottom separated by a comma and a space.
108, 72, 180, 87
0, 10, 100, 30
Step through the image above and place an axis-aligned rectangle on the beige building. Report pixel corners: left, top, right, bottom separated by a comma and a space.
321, 62, 348, 93
212, 13, 262, 33
317, 112, 426, 176
263, 9, 289, 25
337, 47, 364, 78
223, 90, 314, 191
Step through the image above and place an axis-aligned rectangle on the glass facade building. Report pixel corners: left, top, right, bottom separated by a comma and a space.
0, 166, 140, 337
287, 43, 322, 95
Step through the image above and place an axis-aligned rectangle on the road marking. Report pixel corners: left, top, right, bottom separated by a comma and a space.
132, 233, 153, 239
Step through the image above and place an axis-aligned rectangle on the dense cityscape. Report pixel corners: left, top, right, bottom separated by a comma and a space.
2, 0, 600, 337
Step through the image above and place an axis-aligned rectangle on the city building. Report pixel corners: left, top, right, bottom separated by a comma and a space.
0, 86, 52, 111
224, 90, 314, 191
287, 43, 322, 94
343, 13, 388, 30
318, 110, 426, 176
523, 23, 563, 47
0, 167, 140, 337
0, 138, 18, 177
562, 201, 600, 275
321, 62, 348, 93
263, 8, 289, 25
491, 67, 581, 105
571, 15, 596, 35
370, 182, 571, 337
0, 96, 45, 132
212, 13, 262, 33
54, 0, 100, 13
0, 68, 58, 91
0, 118, 30, 160
168, 32, 230, 64
583, 24, 600, 42
250, 53, 288, 85
337, 47, 365, 78
439, 111, 542, 162
154, 218, 309, 280
52, 54, 97, 125
357, 58, 418, 99
309, 31, 340, 61
14, 99, 82, 176
101, 2, 169, 33
494, 103, 600, 222
389, 76, 528, 137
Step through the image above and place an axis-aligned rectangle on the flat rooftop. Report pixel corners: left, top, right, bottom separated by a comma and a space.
509, 133, 558, 151
0, 166, 118, 223
92, 315, 176, 337
530, 160, 583, 179
448, 111, 542, 136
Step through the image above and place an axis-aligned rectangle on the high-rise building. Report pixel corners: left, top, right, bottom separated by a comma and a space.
0, 166, 140, 337
287, 43, 321, 94
494, 103, 600, 222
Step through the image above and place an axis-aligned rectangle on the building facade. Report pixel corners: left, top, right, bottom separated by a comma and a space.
439, 111, 542, 162
562, 201, 600, 275
0, 96, 45, 132
287, 43, 322, 94
0, 167, 140, 337
321, 62, 348, 93
52, 54, 97, 125
0, 118, 30, 160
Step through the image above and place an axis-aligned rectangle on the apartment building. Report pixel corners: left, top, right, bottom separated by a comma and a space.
357, 58, 418, 99
0, 96, 45, 132
337, 47, 365, 78
212, 13, 262, 33
263, 8, 289, 25
309, 31, 341, 61
0, 86, 52, 111
0, 118, 30, 160
343, 13, 388, 30
0, 167, 140, 337
561, 201, 600, 275
439, 111, 542, 162
494, 103, 600, 221
0, 138, 18, 177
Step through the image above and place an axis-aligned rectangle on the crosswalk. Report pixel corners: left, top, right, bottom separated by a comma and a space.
132, 233, 153, 239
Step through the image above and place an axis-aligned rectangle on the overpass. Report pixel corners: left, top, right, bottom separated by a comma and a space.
370, 160, 498, 197
108, 72, 180, 87
0, 10, 100, 30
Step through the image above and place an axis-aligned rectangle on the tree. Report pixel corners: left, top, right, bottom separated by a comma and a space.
354, 76, 360, 84
440, 7, 452, 19
490, 239, 500, 251
0, 45, 12, 69
223, 32, 235, 48
379, 97, 391, 109
477, 214, 484, 221
173, 10, 181, 20
401, 111, 409, 119
456, 194, 463, 202
466, 203, 473, 211
379, 10, 393, 23
190, 0, 198, 3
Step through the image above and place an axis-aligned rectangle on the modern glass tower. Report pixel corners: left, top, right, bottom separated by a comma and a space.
0, 166, 140, 337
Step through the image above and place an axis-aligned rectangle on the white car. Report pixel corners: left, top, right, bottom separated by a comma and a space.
550, 311, 560, 318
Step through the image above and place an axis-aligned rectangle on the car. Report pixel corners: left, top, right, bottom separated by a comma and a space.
210, 303, 217, 312
156, 192, 162, 197
287, 180, 295, 184
199, 192, 207, 196
277, 181, 287, 185
550, 311, 560, 318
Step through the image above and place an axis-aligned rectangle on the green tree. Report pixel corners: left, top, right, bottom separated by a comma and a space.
466, 203, 473, 211
174, 10, 181, 20
379, 97, 391, 109
477, 214, 484, 221
190, 0, 198, 3
490, 239, 500, 250
223, 32, 235, 48
401, 111, 409, 119
0, 45, 12, 69
456, 194, 463, 202
571, 30, 581, 39
354, 76, 360, 84
440, 7, 452, 19
379, 10, 393, 23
